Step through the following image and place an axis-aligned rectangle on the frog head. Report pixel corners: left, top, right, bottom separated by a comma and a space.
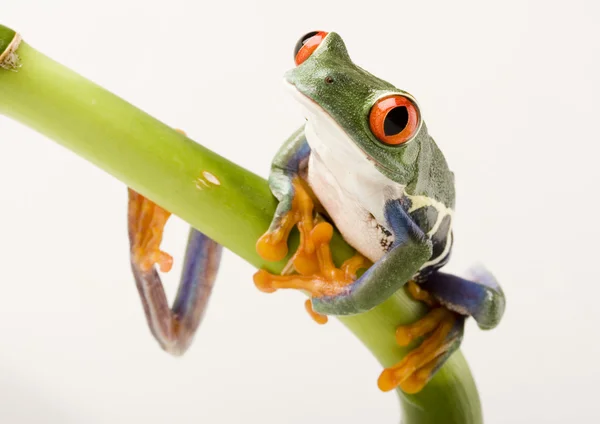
285, 31, 429, 185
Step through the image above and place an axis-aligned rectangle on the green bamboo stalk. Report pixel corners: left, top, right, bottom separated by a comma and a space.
0, 25, 482, 424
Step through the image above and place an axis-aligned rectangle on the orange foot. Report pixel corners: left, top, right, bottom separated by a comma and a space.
255, 221, 369, 324
255, 178, 369, 324
378, 281, 460, 394
128, 188, 173, 273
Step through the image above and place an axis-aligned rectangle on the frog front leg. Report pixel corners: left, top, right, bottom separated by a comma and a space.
255, 127, 318, 269
308, 200, 433, 315
256, 198, 430, 312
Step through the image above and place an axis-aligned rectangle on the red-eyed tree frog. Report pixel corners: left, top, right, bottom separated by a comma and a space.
126, 31, 505, 394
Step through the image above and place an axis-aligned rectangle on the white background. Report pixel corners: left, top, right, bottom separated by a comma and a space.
1, 0, 598, 423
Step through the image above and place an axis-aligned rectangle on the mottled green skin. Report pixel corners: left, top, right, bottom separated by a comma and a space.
285, 32, 455, 208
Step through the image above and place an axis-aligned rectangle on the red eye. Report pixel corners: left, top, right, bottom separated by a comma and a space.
294, 31, 328, 66
369, 95, 420, 146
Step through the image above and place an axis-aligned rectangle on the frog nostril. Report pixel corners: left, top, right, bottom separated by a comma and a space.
324, 76, 334, 84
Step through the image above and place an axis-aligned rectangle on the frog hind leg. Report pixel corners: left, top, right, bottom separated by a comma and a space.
378, 280, 465, 394
420, 266, 506, 330
379, 266, 505, 393
128, 188, 222, 356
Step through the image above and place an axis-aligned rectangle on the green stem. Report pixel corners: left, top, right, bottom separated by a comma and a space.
0, 26, 482, 424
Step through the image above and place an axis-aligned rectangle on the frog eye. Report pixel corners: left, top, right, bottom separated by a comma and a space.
369, 95, 420, 146
294, 31, 328, 66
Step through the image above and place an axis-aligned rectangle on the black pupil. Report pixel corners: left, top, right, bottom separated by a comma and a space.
384, 107, 409, 136
294, 31, 319, 59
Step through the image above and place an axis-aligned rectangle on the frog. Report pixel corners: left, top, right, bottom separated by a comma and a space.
253, 31, 506, 393
124, 32, 505, 394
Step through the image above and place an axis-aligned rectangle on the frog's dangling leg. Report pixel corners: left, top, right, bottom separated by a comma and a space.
128, 189, 222, 355
127, 130, 222, 356
378, 281, 465, 393
255, 220, 370, 302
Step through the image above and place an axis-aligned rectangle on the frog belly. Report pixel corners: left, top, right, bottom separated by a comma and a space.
306, 151, 392, 263
296, 95, 406, 264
